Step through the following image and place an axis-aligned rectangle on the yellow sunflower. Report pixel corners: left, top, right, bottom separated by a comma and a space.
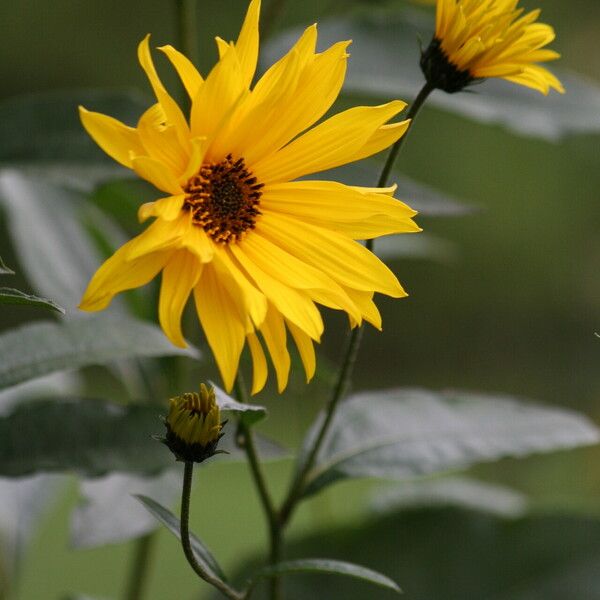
420, 0, 564, 94
79, 0, 420, 394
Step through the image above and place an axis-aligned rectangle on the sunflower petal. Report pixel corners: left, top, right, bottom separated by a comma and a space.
194, 264, 246, 392
79, 107, 144, 168
158, 44, 204, 98
286, 320, 316, 382
159, 250, 202, 347
247, 331, 268, 395
79, 241, 170, 311
253, 101, 406, 183
259, 305, 290, 393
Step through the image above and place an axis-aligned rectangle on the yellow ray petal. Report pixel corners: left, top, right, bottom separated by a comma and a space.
79, 107, 145, 168
158, 44, 204, 98
260, 180, 417, 227
253, 100, 406, 183
212, 246, 268, 329
232, 232, 362, 323
138, 194, 185, 223
235, 0, 261, 87
349, 120, 411, 164
344, 289, 382, 330
190, 44, 247, 148
257, 213, 406, 298
247, 331, 268, 395
137, 35, 190, 149
137, 105, 188, 176
194, 264, 246, 391
180, 225, 215, 264
126, 213, 190, 260
131, 155, 183, 195
229, 243, 322, 340
259, 305, 290, 393
239, 39, 351, 165
159, 250, 202, 347
79, 240, 170, 311
286, 320, 316, 382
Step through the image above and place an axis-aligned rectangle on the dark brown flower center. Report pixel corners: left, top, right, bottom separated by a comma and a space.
183, 154, 263, 244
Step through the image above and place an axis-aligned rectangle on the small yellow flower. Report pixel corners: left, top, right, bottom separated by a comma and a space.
421, 0, 564, 94
79, 0, 420, 393
162, 384, 225, 463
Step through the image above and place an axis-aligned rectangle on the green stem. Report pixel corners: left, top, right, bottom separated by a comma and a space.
123, 532, 156, 600
180, 462, 243, 600
261, 0, 286, 41
234, 376, 282, 600
279, 80, 435, 524
175, 0, 199, 64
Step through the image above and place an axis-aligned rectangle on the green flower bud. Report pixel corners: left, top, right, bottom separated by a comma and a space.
159, 384, 226, 463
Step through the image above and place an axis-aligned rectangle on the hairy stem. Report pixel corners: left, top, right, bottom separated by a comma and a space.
180, 462, 242, 600
280, 80, 435, 523
234, 376, 282, 600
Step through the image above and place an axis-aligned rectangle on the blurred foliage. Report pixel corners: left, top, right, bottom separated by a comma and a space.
0, 0, 599, 599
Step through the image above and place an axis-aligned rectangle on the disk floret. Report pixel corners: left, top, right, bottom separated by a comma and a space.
183, 154, 263, 244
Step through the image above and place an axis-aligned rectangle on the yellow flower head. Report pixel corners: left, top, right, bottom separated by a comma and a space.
162, 384, 225, 463
420, 0, 564, 94
79, 0, 420, 393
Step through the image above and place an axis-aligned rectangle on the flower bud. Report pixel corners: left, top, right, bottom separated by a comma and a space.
160, 384, 226, 463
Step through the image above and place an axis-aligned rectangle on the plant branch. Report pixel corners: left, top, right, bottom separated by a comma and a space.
279, 80, 435, 524
234, 376, 282, 600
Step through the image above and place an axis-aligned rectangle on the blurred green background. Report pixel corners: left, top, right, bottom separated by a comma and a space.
1, 0, 599, 599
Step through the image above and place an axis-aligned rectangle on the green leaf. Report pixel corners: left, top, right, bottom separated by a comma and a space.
0, 287, 65, 313
136, 495, 227, 582
229, 506, 600, 600
0, 256, 14, 276
298, 388, 600, 497
0, 170, 109, 310
251, 559, 401, 594
370, 233, 458, 262
0, 474, 64, 581
0, 398, 170, 477
370, 477, 528, 518
265, 13, 600, 140
0, 89, 148, 164
0, 314, 198, 392
0, 396, 271, 477
213, 383, 268, 425
70, 471, 181, 548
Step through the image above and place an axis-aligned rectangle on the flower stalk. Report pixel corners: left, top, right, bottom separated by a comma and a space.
180, 461, 243, 600
279, 81, 435, 527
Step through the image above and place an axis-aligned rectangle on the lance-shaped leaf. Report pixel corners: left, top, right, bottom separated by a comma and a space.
135, 495, 227, 582
0, 170, 109, 310
0, 288, 64, 313
297, 388, 600, 497
0, 314, 198, 392
249, 559, 401, 594
264, 13, 600, 140
212, 383, 268, 425
226, 505, 600, 600
70, 470, 181, 548
0, 88, 148, 164
0, 256, 14, 276
0, 396, 269, 477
